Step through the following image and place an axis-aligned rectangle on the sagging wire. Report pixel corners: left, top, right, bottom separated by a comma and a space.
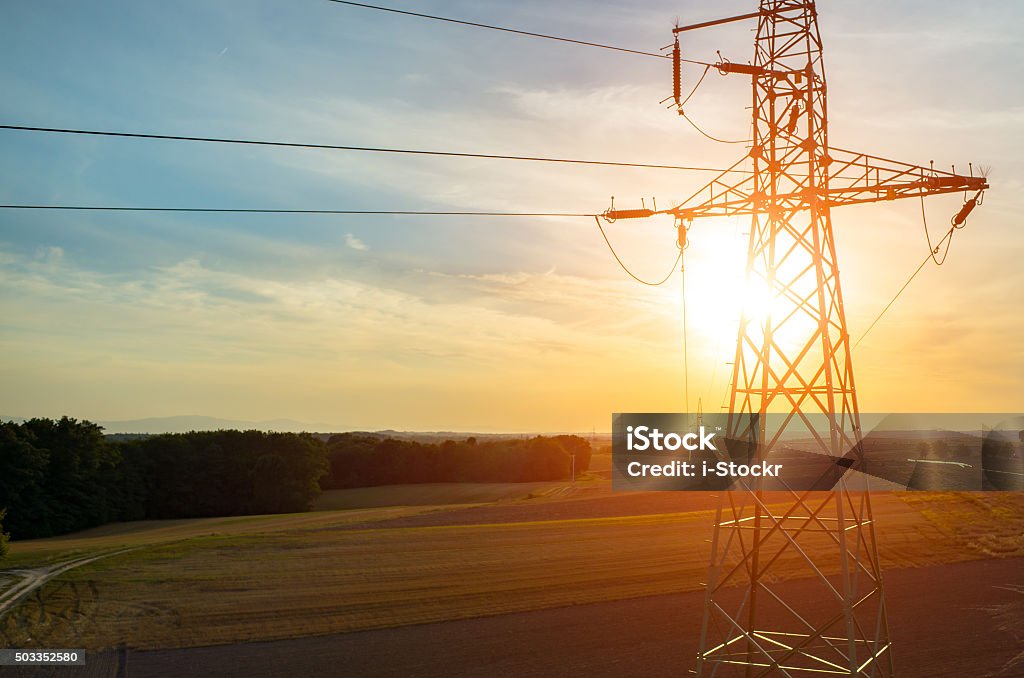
681, 66, 710, 109
708, 223, 747, 415
662, 44, 750, 145
680, 110, 751, 144
597, 199, 693, 412
920, 193, 952, 266
594, 216, 681, 287
855, 189, 985, 347
661, 64, 711, 110
678, 217, 692, 415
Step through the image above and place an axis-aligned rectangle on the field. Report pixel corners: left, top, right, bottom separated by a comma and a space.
123, 557, 1024, 678
310, 481, 570, 510
1, 465, 1023, 675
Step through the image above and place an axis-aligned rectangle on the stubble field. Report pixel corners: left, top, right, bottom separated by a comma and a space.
3, 477, 1021, 655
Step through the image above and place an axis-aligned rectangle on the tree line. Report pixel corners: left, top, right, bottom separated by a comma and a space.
0, 419, 591, 545
0, 418, 327, 541
321, 433, 591, 488
0, 509, 7, 561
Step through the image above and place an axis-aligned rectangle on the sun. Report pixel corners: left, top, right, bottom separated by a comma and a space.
678, 217, 752, 347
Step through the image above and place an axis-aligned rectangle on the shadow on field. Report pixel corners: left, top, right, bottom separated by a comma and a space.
9, 557, 1015, 678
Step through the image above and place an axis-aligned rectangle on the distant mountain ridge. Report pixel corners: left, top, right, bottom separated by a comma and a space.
0, 415, 591, 438
0, 415, 348, 434
95, 415, 351, 434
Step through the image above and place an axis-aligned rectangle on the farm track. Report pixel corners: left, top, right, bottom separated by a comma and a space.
0, 549, 136, 619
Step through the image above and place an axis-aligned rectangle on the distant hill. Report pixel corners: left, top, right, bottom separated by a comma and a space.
94, 415, 349, 434
0, 415, 603, 439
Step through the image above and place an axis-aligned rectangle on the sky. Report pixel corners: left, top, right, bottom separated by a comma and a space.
1, 0, 1021, 432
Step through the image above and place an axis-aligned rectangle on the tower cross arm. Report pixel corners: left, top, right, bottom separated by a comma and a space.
823, 146, 988, 208
611, 147, 989, 222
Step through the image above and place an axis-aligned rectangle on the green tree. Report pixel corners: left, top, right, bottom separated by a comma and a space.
257, 433, 328, 512
0, 508, 8, 561
252, 454, 291, 513
23, 417, 118, 535
0, 421, 51, 538
552, 435, 593, 473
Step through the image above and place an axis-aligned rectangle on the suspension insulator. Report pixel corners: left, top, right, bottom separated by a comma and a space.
677, 221, 687, 249
785, 102, 800, 134
952, 194, 980, 226
604, 208, 654, 220
673, 38, 681, 108
718, 62, 764, 76
927, 176, 973, 189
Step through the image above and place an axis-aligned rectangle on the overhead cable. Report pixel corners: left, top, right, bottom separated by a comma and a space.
854, 224, 959, 347
594, 216, 680, 286
0, 125, 750, 174
325, 0, 713, 64
0, 204, 596, 217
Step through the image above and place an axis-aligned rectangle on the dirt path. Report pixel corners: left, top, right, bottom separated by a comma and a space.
0, 549, 135, 619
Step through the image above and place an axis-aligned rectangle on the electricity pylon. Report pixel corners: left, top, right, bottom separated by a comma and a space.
603, 1, 987, 675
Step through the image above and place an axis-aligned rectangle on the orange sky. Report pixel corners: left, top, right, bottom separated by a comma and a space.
1, 1, 1020, 431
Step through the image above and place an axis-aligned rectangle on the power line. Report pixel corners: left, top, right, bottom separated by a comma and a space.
0, 204, 596, 217
0, 125, 748, 174
854, 224, 958, 348
326, 0, 712, 64
920, 193, 952, 266
594, 216, 680, 286
679, 110, 750, 145
679, 65, 711, 109
680, 251, 690, 415
673, 64, 751, 145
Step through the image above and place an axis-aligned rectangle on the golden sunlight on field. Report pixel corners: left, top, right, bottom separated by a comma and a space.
3, 490, 1020, 651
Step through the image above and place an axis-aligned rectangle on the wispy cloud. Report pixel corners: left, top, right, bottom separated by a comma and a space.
0, 0, 1021, 426
0, 245, 692, 428
344, 233, 368, 251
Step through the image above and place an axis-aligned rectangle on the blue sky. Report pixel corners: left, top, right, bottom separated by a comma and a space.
1, 1, 1021, 431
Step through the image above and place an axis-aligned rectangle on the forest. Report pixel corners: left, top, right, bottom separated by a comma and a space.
321, 433, 591, 488
0, 418, 327, 540
0, 418, 591, 542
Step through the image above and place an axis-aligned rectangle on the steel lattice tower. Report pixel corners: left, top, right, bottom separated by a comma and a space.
697, 4, 893, 674
605, 1, 987, 675
696, 3, 897, 675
